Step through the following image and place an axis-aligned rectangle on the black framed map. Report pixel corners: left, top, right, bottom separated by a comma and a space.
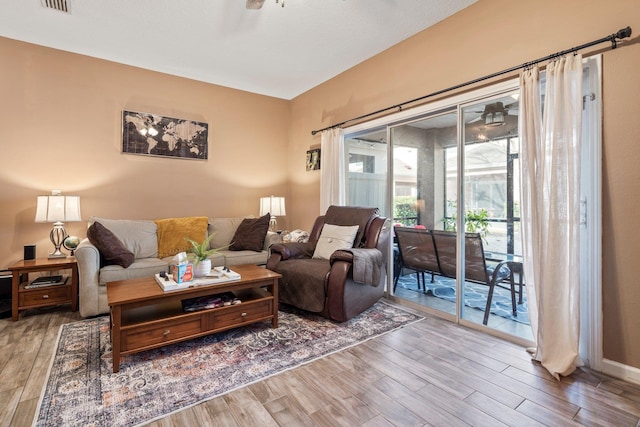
122, 110, 208, 160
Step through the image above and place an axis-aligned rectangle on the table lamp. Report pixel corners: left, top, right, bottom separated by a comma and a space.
260, 195, 286, 232
35, 190, 82, 258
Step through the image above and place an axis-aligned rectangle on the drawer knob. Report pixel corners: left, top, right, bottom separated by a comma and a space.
241, 312, 247, 317
163, 330, 170, 336
42, 295, 49, 299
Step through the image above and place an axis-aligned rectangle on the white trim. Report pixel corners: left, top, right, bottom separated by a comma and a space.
580, 55, 603, 370
344, 80, 519, 135
602, 359, 640, 386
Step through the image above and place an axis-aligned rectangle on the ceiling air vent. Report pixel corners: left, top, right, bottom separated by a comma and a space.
41, 0, 70, 13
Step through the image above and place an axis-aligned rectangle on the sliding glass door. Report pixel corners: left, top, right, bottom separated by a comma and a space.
460, 93, 530, 338
389, 110, 458, 316
343, 59, 602, 360
343, 81, 533, 341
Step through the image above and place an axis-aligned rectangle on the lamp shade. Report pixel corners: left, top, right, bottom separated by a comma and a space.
260, 196, 286, 217
35, 194, 82, 223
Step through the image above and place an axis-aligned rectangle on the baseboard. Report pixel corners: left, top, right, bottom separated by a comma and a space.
601, 358, 640, 386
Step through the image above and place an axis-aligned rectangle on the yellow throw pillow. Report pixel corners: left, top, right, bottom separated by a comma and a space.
155, 216, 209, 259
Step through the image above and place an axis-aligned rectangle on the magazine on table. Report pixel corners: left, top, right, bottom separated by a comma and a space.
181, 291, 241, 312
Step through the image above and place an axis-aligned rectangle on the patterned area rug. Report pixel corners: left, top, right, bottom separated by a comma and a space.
34, 300, 422, 427
397, 273, 530, 324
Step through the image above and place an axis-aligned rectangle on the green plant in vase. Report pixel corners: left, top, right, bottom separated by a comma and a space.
185, 233, 227, 277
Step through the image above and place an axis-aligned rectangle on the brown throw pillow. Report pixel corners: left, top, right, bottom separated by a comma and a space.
87, 221, 135, 268
229, 213, 270, 252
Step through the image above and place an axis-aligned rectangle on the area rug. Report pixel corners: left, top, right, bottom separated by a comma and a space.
397, 273, 530, 324
33, 300, 422, 427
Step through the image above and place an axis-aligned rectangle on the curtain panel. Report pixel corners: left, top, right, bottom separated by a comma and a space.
320, 128, 345, 214
519, 54, 584, 379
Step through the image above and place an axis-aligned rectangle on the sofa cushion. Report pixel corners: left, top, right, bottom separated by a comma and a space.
99, 258, 169, 285
155, 216, 209, 258
312, 224, 359, 260
91, 217, 158, 259
219, 249, 268, 266
207, 217, 249, 249
229, 213, 270, 252
87, 221, 135, 268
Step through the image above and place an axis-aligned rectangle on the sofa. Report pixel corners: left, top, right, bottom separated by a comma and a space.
75, 215, 279, 317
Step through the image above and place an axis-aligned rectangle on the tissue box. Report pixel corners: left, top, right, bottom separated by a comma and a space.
171, 263, 193, 283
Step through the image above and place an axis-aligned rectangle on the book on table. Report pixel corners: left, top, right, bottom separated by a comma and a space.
26, 275, 68, 289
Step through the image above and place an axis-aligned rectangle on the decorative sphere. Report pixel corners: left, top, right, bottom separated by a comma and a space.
63, 236, 80, 251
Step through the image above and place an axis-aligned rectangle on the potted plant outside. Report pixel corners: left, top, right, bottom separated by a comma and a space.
185, 234, 227, 277
443, 200, 490, 243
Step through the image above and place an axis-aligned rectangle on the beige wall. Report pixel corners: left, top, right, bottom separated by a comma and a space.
0, 38, 290, 267
1, 0, 639, 370
289, 0, 640, 369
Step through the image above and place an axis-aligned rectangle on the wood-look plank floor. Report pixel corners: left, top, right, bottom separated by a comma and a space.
2, 304, 640, 427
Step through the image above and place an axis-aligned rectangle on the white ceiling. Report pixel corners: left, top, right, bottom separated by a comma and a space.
0, 0, 477, 100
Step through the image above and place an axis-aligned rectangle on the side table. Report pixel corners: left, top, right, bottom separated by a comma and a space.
9, 258, 78, 321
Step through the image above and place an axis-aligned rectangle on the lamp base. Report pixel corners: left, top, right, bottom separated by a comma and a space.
48, 222, 68, 259
269, 216, 278, 233
48, 251, 67, 259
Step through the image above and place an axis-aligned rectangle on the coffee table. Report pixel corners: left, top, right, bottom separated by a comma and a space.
107, 264, 280, 373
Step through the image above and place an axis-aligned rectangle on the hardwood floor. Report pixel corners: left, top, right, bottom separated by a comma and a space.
2, 303, 640, 426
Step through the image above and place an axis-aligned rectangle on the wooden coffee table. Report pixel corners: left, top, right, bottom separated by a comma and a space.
107, 264, 280, 373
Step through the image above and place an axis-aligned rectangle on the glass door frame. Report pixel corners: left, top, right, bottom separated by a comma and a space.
344, 79, 535, 345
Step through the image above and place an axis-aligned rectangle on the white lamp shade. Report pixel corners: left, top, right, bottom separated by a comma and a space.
35, 195, 82, 223
260, 196, 286, 217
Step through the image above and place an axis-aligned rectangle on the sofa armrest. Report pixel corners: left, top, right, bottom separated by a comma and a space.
264, 231, 280, 251
75, 238, 102, 317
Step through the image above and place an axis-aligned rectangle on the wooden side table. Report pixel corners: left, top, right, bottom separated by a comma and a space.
9, 258, 78, 321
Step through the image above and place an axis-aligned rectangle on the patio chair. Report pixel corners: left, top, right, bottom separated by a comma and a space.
393, 227, 441, 292
430, 230, 513, 325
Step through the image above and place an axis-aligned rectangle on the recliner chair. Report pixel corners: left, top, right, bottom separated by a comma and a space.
267, 205, 390, 322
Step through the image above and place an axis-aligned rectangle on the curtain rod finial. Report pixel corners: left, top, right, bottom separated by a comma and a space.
616, 26, 632, 39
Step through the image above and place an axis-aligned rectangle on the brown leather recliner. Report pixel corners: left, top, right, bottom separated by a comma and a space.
267, 205, 390, 322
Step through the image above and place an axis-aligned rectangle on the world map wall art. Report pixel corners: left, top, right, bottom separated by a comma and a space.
122, 110, 209, 160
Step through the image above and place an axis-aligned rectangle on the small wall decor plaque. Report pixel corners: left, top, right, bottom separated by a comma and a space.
122, 110, 208, 160
306, 148, 320, 171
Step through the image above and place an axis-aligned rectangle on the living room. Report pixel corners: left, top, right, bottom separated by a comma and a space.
1, 0, 640, 425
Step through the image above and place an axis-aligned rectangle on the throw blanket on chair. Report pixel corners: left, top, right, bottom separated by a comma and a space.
345, 248, 383, 286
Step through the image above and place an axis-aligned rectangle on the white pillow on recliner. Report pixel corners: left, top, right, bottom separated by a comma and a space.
312, 224, 359, 260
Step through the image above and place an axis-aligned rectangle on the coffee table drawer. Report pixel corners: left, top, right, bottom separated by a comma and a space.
212, 300, 273, 328
20, 286, 70, 306
122, 317, 203, 351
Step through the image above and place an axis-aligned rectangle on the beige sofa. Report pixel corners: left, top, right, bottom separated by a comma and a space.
75, 216, 278, 317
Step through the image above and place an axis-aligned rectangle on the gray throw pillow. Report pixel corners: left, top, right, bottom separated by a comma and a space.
87, 221, 135, 268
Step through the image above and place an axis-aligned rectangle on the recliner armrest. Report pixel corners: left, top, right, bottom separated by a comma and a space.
269, 242, 314, 261
329, 249, 354, 264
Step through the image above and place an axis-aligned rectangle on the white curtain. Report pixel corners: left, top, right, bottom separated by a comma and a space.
519, 54, 584, 379
320, 127, 345, 213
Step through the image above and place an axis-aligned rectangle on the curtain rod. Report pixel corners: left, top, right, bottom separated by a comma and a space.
311, 26, 632, 136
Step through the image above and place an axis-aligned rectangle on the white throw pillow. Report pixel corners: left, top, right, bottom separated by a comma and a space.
312, 224, 359, 260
